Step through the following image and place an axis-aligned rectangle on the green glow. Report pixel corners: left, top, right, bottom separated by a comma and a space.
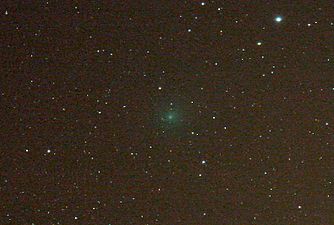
156, 107, 185, 135
167, 114, 174, 120
163, 111, 177, 123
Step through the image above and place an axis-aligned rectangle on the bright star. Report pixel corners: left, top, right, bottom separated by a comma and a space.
275, 16, 283, 23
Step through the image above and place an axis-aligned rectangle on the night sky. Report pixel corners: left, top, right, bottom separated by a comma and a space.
1, 1, 334, 224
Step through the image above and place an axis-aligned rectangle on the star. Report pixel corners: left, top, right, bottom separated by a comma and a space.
274, 16, 283, 23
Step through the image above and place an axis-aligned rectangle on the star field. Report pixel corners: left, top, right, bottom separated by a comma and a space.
1, 1, 334, 224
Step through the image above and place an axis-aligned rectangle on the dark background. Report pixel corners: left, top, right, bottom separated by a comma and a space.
1, 1, 333, 224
